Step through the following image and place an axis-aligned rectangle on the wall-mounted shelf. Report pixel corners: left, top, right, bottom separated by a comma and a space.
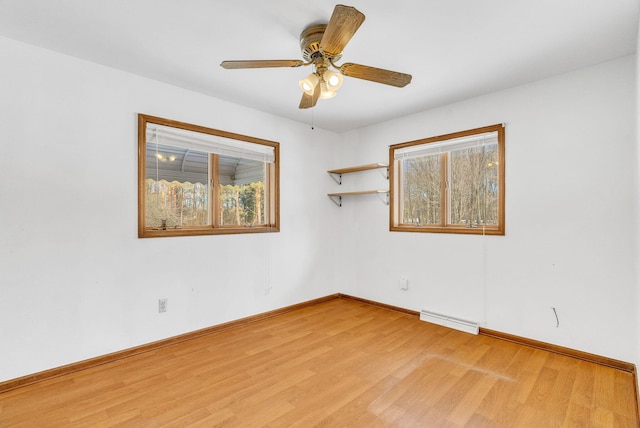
327, 190, 389, 207
327, 163, 389, 207
327, 163, 388, 185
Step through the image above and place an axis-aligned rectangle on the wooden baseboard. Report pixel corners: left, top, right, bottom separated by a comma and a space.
479, 328, 636, 373
337, 294, 420, 317
0, 294, 341, 394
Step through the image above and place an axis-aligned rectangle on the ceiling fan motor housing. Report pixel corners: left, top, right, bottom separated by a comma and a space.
300, 24, 342, 63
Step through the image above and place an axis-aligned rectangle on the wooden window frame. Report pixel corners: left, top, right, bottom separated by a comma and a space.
138, 114, 280, 238
389, 124, 505, 235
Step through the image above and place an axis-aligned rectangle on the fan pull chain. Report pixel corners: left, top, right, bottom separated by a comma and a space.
311, 108, 315, 130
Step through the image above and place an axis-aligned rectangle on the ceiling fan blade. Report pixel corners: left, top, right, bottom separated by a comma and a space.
220, 60, 305, 69
319, 5, 365, 58
299, 93, 313, 109
299, 81, 321, 109
340, 63, 412, 88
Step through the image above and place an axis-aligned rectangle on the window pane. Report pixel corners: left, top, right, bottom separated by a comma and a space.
401, 155, 441, 225
145, 143, 209, 228
449, 144, 498, 227
218, 155, 266, 226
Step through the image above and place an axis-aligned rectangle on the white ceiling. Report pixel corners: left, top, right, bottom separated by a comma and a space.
0, 1, 637, 132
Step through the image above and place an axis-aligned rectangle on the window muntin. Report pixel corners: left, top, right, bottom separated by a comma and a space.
138, 114, 279, 238
390, 124, 504, 235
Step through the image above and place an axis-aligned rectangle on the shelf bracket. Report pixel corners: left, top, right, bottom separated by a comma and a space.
380, 167, 389, 180
329, 195, 343, 207
329, 173, 343, 185
379, 192, 390, 205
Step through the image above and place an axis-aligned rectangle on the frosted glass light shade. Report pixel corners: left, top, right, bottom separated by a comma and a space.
298, 73, 319, 95
319, 81, 337, 99
323, 70, 343, 91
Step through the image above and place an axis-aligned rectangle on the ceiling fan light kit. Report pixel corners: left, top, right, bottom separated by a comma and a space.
299, 67, 343, 99
221, 4, 412, 110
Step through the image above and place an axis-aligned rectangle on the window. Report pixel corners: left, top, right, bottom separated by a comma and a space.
390, 124, 505, 235
138, 114, 279, 238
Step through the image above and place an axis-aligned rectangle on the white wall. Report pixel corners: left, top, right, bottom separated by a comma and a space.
341, 55, 638, 363
0, 36, 343, 382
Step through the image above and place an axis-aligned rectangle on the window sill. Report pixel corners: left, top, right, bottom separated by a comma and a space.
139, 225, 280, 238
390, 225, 504, 236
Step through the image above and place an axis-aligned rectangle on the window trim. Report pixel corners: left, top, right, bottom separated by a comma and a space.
389, 124, 505, 235
138, 114, 280, 238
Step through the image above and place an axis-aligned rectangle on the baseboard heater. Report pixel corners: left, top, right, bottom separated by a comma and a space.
420, 309, 479, 335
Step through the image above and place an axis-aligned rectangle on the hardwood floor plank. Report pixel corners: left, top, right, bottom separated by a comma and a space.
564, 402, 592, 427
316, 374, 401, 427
474, 377, 522, 427
515, 348, 551, 405
446, 371, 498, 426
0, 298, 637, 427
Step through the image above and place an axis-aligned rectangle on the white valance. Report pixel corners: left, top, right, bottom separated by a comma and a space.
146, 123, 275, 163
394, 131, 498, 160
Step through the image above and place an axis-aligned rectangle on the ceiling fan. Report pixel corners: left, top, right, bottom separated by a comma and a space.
220, 4, 412, 109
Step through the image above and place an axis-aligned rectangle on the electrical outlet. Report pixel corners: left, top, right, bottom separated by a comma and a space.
158, 298, 168, 313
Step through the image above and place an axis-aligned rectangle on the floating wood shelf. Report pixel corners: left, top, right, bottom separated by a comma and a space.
327, 163, 388, 175
327, 190, 388, 196
327, 190, 389, 207
327, 163, 388, 184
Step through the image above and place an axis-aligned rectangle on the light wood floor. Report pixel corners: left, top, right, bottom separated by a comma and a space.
0, 298, 637, 427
